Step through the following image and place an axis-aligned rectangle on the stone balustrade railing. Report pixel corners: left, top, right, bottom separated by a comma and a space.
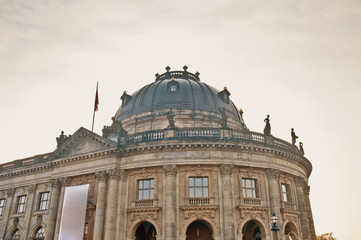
241, 197, 262, 206
0, 127, 305, 173
185, 197, 211, 206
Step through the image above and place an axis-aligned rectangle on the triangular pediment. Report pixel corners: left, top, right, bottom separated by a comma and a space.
50, 127, 116, 160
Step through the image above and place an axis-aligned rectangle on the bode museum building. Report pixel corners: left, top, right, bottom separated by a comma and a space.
0, 67, 316, 240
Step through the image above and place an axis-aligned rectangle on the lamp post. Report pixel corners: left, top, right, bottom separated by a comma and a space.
271, 213, 280, 240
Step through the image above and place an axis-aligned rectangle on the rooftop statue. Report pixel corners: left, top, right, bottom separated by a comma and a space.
263, 114, 271, 135
299, 142, 305, 155
220, 108, 228, 129
56, 131, 71, 147
167, 108, 176, 128
291, 128, 298, 145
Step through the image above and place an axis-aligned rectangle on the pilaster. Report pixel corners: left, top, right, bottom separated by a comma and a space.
54, 177, 71, 240
220, 164, 235, 240
45, 179, 61, 240
265, 168, 284, 240
116, 170, 128, 240
104, 168, 120, 240
294, 176, 310, 240
163, 165, 177, 240
93, 170, 108, 240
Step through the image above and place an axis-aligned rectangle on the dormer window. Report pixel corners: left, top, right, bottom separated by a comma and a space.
218, 87, 231, 103
167, 81, 179, 94
121, 91, 132, 107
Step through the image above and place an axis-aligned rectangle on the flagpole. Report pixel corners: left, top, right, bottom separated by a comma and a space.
92, 82, 99, 132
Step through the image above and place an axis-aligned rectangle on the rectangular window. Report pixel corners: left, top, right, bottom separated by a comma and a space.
189, 177, 209, 198
282, 184, 291, 202
38, 192, 50, 210
0, 198, 5, 216
242, 179, 257, 198
137, 179, 154, 200
16, 195, 27, 213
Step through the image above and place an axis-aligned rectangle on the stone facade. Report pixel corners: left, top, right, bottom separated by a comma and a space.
0, 68, 316, 240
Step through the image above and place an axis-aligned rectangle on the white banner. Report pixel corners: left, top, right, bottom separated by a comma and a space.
58, 184, 89, 240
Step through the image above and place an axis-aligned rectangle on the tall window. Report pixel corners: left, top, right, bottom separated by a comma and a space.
189, 177, 209, 198
0, 198, 5, 216
34, 227, 45, 240
242, 179, 257, 198
16, 195, 27, 213
38, 192, 50, 210
281, 184, 291, 202
11, 229, 20, 240
137, 179, 154, 200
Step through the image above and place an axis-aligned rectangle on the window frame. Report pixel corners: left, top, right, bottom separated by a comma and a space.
241, 178, 258, 198
281, 183, 291, 203
188, 176, 209, 198
137, 179, 155, 200
0, 198, 5, 216
38, 192, 50, 211
34, 227, 45, 239
11, 229, 20, 240
16, 195, 27, 213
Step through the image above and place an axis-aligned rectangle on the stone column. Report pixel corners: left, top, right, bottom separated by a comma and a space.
93, 170, 108, 240
54, 177, 71, 240
304, 185, 316, 240
294, 177, 310, 240
45, 179, 61, 240
220, 164, 235, 240
265, 169, 284, 240
104, 168, 120, 240
0, 188, 15, 240
115, 170, 128, 240
163, 165, 177, 240
23, 185, 36, 239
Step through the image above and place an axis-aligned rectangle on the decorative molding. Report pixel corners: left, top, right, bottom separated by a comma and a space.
107, 168, 121, 180
219, 164, 234, 176
181, 206, 218, 219
6, 188, 15, 196
119, 169, 128, 182
36, 214, 42, 225
28, 184, 36, 193
294, 176, 307, 187
49, 178, 60, 188
59, 177, 71, 186
163, 165, 177, 176
96, 170, 108, 182
303, 185, 311, 196
266, 168, 280, 180
127, 207, 161, 222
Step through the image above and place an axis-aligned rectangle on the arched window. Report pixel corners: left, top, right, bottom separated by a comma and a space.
10, 229, 20, 240
34, 227, 45, 240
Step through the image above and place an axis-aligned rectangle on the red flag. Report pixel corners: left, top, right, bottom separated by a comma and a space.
94, 84, 99, 112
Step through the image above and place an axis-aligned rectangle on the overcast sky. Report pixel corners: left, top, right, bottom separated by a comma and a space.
1, 0, 361, 238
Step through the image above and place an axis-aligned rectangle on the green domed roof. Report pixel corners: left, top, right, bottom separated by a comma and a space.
115, 66, 244, 124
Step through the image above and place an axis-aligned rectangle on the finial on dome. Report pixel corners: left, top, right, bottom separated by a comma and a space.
224, 86, 227, 90
171, 77, 175, 81
123, 90, 127, 94
183, 65, 188, 71
166, 66, 171, 72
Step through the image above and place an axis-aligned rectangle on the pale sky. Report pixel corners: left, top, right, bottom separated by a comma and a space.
1, 0, 361, 239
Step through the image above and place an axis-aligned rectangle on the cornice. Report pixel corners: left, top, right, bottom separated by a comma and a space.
0, 149, 117, 179
118, 141, 312, 175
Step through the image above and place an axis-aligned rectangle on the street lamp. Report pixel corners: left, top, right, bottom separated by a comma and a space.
270, 213, 279, 240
